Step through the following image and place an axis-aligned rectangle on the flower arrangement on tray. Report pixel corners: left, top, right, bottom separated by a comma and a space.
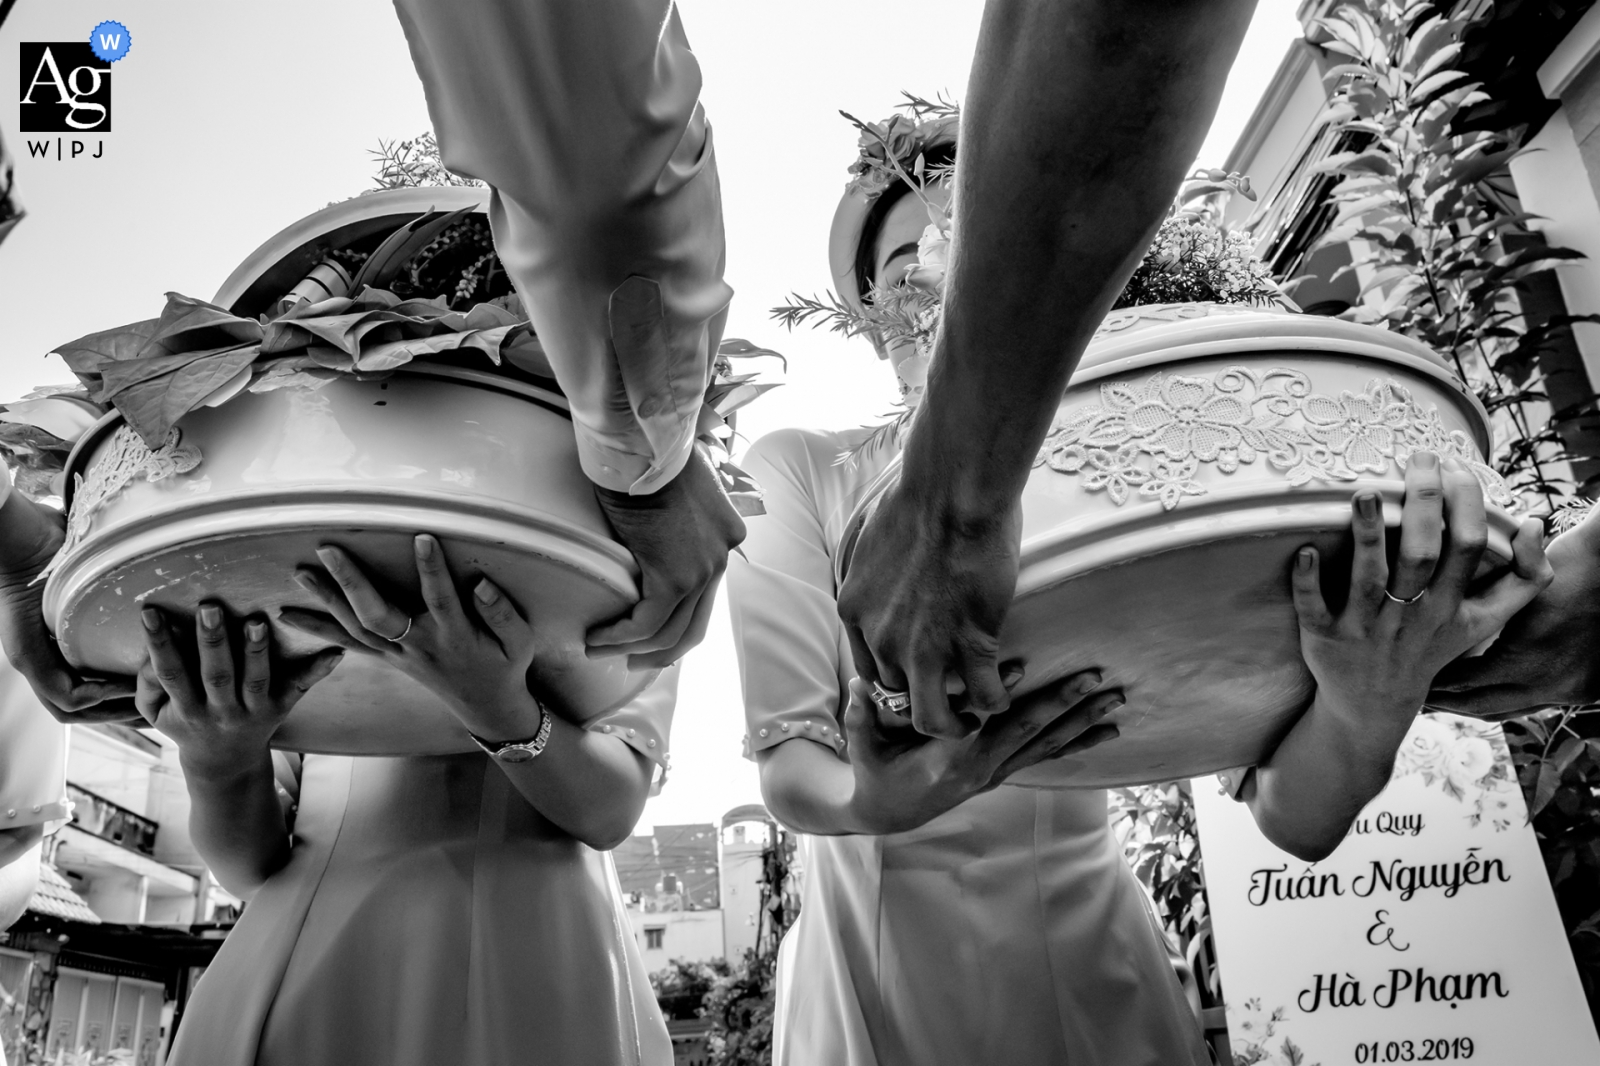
0, 175, 780, 517
771, 93, 1283, 456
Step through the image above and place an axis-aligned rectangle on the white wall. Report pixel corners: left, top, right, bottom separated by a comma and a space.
628, 908, 725, 974
1511, 109, 1600, 389
718, 843, 765, 961
66, 728, 157, 817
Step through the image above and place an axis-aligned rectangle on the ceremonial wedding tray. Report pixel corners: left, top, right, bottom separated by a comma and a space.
838, 303, 1517, 789
41, 190, 658, 755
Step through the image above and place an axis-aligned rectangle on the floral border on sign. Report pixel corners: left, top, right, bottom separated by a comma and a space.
1391, 714, 1518, 831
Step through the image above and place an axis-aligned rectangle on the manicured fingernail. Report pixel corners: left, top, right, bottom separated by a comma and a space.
1075, 671, 1102, 694
315, 547, 339, 569
1357, 493, 1379, 520
140, 607, 160, 633
415, 535, 435, 560
1097, 697, 1126, 718
474, 579, 499, 605
1442, 456, 1462, 472
294, 572, 318, 592
199, 604, 222, 629
246, 620, 267, 643
1001, 663, 1025, 687
1412, 451, 1438, 470
1296, 547, 1314, 572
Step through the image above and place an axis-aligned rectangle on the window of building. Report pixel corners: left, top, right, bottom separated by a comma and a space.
645, 926, 665, 950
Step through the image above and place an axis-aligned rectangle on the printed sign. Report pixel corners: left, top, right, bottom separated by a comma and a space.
1194, 712, 1600, 1065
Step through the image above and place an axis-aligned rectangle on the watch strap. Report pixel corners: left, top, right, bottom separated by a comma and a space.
468, 701, 552, 760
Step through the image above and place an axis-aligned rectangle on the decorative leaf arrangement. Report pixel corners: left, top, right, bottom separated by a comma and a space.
3, 139, 782, 515
54, 287, 548, 448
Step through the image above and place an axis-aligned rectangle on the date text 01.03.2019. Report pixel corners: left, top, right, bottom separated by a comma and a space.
1354, 1037, 1473, 1063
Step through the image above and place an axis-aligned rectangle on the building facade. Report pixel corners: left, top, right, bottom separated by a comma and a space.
2, 719, 234, 1066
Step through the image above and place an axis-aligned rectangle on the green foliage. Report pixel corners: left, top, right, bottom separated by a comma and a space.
649, 957, 731, 1022
1109, 782, 1222, 1003
702, 949, 778, 1066
699, 829, 798, 1065
1117, 171, 1281, 310
1501, 709, 1600, 1015
1298, 0, 1600, 510
368, 132, 482, 191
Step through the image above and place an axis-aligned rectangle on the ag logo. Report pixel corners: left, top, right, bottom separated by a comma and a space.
19, 43, 111, 133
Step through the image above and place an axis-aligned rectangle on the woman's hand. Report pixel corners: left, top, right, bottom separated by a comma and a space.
281, 535, 543, 741
136, 603, 342, 777
1291, 454, 1552, 730
1243, 452, 1552, 861
843, 669, 1122, 834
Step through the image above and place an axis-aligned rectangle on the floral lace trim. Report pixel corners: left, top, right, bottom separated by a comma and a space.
37, 425, 202, 582
1032, 365, 1514, 512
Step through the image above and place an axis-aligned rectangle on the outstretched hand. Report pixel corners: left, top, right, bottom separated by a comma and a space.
1429, 503, 1600, 719
837, 484, 1021, 740
587, 450, 744, 671
842, 669, 1120, 835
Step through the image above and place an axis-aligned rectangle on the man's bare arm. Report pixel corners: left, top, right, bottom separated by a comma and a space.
840, 0, 1259, 735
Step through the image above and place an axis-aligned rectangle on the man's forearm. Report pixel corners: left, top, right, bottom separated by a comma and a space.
904, 0, 1258, 512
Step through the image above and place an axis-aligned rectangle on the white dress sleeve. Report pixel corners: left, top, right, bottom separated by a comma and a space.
0, 663, 68, 830
392, 0, 732, 496
728, 430, 852, 761
585, 663, 681, 793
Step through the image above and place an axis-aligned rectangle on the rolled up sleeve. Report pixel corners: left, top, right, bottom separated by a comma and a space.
393, 0, 732, 494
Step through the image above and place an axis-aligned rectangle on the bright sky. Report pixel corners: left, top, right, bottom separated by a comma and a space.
0, 0, 1305, 832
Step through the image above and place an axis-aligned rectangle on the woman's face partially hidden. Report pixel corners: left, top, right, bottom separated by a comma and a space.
873, 187, 948, 297
869, 186, 950, 399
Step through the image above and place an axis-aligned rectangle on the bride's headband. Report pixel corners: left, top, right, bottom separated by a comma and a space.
827, 95, 959, 312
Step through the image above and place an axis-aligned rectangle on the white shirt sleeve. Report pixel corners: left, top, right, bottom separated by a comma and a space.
392, 0, 732, 495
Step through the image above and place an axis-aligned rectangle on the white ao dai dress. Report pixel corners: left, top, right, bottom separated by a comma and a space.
729, 427, 1210, 1066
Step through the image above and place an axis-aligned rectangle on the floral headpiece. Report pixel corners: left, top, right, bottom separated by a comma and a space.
842, 93, 960, 203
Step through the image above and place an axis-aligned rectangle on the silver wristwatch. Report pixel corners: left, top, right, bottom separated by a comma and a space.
468, 701, 552, 763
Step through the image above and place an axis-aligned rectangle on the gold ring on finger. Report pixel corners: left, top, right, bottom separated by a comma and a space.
1383, 587, 1427, 606
382, 616, 414, 644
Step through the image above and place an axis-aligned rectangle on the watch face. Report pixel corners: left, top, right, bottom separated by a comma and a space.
498, 746, 535, 763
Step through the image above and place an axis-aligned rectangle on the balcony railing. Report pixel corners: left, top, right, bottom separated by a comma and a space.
65, 783, 158, 857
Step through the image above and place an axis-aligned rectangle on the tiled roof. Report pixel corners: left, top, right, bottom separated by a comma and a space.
27, 862, 100, 924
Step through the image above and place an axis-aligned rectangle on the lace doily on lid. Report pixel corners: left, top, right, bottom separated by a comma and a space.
38, 425, 202, 581
1034, 365, 1514, 512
